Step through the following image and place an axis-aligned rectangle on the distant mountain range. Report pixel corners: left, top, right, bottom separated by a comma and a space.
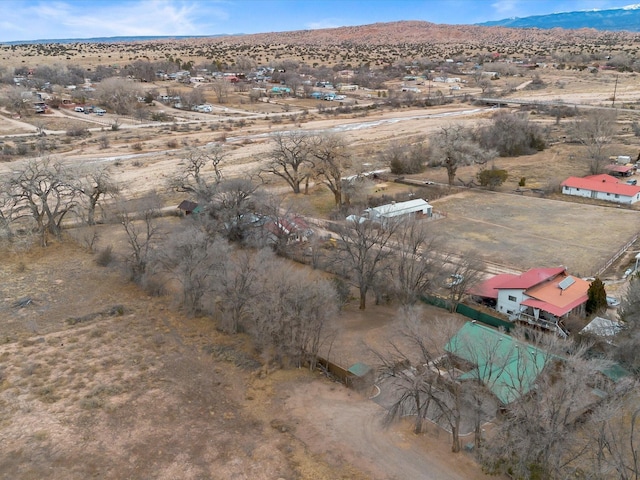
2, 34, 235, 46
479, 4, 640, 31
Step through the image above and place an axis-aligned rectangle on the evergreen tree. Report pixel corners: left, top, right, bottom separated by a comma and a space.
586, 277, 607, 315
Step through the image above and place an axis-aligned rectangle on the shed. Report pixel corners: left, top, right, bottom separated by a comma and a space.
579, 316, 623, 340
365, 199, 432, 224
604, 164, 634, 177
346, 362, 374, 391
177, 200, 201, 215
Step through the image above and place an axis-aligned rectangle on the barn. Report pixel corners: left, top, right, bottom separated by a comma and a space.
365, 199, 433, 224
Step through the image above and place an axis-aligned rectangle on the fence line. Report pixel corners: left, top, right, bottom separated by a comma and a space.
596, 232, 639, 276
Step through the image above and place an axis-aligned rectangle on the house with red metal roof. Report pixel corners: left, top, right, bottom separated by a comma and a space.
468, 267, 589, 337
561, 174, 640, 204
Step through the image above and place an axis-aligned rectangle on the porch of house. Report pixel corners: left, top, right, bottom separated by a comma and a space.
509, 308, 569, 338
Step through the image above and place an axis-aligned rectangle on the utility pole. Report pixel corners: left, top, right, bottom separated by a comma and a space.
612, 74, 618, 108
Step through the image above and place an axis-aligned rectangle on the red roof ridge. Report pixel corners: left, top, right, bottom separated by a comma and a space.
494, 266, 566, 290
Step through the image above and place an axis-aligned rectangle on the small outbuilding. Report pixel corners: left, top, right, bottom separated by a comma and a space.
346, 362, 375, 391
604, 164, 635, 177
579, 316, 623, 343
177, 200, 201, 216
365, 199, 432, 224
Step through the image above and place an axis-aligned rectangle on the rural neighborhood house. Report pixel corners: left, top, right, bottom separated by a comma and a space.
561, 174, 640, 204
468, 267, 590, 337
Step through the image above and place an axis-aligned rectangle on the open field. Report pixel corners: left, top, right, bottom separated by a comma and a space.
430, 190, 640, 276
0, 239, 493, 480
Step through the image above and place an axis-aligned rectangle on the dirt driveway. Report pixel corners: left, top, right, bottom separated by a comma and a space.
284, 375, 496, 480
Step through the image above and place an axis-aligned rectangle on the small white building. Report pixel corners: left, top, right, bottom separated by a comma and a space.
365, 199, 432, 224
580, 316, 623, 342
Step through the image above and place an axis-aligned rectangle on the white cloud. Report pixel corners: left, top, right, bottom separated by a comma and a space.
2, 0, 231, 41
306, 18, 344, 30
491, 0, 520, 16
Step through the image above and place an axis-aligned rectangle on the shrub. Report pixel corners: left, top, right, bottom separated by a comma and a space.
66, 127, 89, 137
95, 246, 114, 267
477, 167, 508, 190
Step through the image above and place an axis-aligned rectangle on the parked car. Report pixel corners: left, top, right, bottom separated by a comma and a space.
74, 106, 84, 113
445, 274, 464, 288
607, 296, 621, 308
626, 179, 637, 185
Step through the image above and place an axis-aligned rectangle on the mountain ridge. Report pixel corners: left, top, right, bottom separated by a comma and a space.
479, 4, 640, 31
2, 19, 639, 48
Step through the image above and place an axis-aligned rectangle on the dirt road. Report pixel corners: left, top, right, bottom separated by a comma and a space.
285, 377, 497, 480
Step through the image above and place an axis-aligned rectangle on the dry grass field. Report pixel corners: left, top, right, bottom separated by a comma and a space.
0, 238, 492, 480
429, 190, 640, 276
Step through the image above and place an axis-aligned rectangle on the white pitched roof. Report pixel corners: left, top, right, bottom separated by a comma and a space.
368, 199, 432, 218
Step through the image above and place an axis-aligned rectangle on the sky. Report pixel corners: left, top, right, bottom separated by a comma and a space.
1, 0, 638, 42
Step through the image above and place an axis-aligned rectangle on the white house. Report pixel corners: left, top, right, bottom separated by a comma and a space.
561, 174, 640, 204
468, 267, 590, 337
365, 199, 432, 224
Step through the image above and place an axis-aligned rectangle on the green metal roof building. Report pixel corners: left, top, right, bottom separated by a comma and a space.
445, 322, 549, 405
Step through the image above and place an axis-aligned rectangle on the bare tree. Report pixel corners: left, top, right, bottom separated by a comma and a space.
481, 334, 613, 479
447, 323, 517, 449
477, 111, 546, 157
0, 188, 14, 243
206, 177, 264, 243
570, 110, 617, 174
127, 59, 156, 82
4, 157, 77, 246
381, 138, 427, 175
428, 124, 495, 186
213, 247, 265, 334
158, 224, 221, 315
3, 87, 30, 116
309, 132, 351, 206
181, 88, 206, 110
582, 389, 640, 480
443, 252, 484, 312
393, 218, 441, 305
335, 217, 398, 309
73, 164, 119, 225
373, 314, 466, 451
250, 255, 338, 369
476, 76, 493, 94
616, 273, 640, 375
167, 145, 226, 202
95, 77, 142, 115
211, 78, 231, 104
282, 72, 302, 97
262, 131, 314, 194
234, 55, 256, 74
118, 192, 163, 282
